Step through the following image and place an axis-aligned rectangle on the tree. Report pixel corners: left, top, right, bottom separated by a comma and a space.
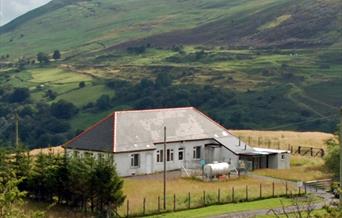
155, 73, 172, 88
37, 52, 49, 64
96, 95, 111, 110
325, 137, 339, 178
8, 88, 30, 103
79, 81, 85, 88
91, 158, 125, 215
52, 50, 61, 60
50, 100, 78, 119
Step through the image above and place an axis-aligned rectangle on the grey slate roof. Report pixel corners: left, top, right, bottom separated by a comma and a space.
65, 107, 255, 153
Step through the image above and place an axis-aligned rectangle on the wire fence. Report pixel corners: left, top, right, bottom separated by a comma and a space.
119, 181, 303, 217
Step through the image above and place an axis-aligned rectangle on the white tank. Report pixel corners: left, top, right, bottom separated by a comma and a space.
204, 162, 230, 178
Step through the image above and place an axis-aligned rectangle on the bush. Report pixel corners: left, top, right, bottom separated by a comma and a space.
50, 100, 78, 119
96, 95, 111, 110
79, 81, 86, 88
37, 52, 49, 64
8, 88, 30, 103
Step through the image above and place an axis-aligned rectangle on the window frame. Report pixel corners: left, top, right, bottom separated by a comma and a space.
193, 146, 201, 160
178, 147, 184, 161
130, 153, 140, 168
156, 149, 164, 163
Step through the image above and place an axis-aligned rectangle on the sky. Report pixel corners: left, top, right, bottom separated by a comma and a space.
0, 0, 51, 26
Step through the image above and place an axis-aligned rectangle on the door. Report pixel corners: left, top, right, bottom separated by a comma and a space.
145, 153, 153, 174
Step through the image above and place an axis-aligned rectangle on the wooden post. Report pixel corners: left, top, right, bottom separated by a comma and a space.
246, 185, 248, 201
203, 191, 206, 206
173, 194, 176, 211
188, 192, 191, 209
310, 147, 313, 157
304, 184, 307, 194
126, 200, 129, 218
260, 184, 262, 199
285, 182, 288, 196
218, 188, 221, 203
272, 182, 275, 197
232, 187, 235, 202
298, 146, 301, 155
143, 198, 146, 215
158, 196, 160, 212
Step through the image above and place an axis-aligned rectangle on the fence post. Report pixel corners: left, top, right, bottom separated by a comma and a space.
173, 194, 176, 211
260, 184, 262, 199
304, 184, 307, 194
218, 188, 221, 203
310, 148, 313, 156
158, 196, 160, 213
272, 182, 275, 197
232, 187, 235, 202
203, 191, 206, 206
143, 198, 146, 215
298, 146, 301, 155
246, 185, 248, 201
188, 192, 191, 209
286, 182, 288, 196
126, 200, 129, 218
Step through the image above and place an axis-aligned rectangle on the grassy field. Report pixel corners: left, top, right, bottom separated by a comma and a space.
230, 130, 334, 150
119, 174, 297, 216
254, 155, 332, 182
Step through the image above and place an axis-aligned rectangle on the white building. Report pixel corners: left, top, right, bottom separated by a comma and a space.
64, 107, 290, 177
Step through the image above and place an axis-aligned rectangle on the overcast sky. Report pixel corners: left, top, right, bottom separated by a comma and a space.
0, 0, 51, 26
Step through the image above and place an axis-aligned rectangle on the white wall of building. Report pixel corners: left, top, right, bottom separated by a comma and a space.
268, 153, 290, 169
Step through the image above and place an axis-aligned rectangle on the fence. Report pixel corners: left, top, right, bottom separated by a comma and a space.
291, 146, 324, 157
120, 181, 302, 217
238, 136, 325, 157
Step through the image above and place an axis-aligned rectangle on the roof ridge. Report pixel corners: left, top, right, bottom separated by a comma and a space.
116, 106, 194, 114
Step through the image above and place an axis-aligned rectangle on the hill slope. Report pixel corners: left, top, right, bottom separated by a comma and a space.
1, 0, 341, 59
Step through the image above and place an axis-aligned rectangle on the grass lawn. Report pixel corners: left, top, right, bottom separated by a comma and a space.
146, 197, 294, 218
254, 155, 332, 182
118, 174, 297, 215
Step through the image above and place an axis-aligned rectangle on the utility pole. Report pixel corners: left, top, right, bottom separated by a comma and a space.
15, 112, 19, 149
163, 126, 167, 210
340, 107, 342, 207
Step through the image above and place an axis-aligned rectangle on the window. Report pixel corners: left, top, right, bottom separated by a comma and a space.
98, 153, 104, 160
281, 154, 285, 160
130, 154, 140, 167
84, 152, 92, 158
193, 146, 201, 159
178, 148, 184, 160
156, 150, 163, 162
167, 149, 174, 161
73, 150, 79, 158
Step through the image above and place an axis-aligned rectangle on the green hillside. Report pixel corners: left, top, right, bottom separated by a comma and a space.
1, 0, 341, 59
0, 0, 341, 147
